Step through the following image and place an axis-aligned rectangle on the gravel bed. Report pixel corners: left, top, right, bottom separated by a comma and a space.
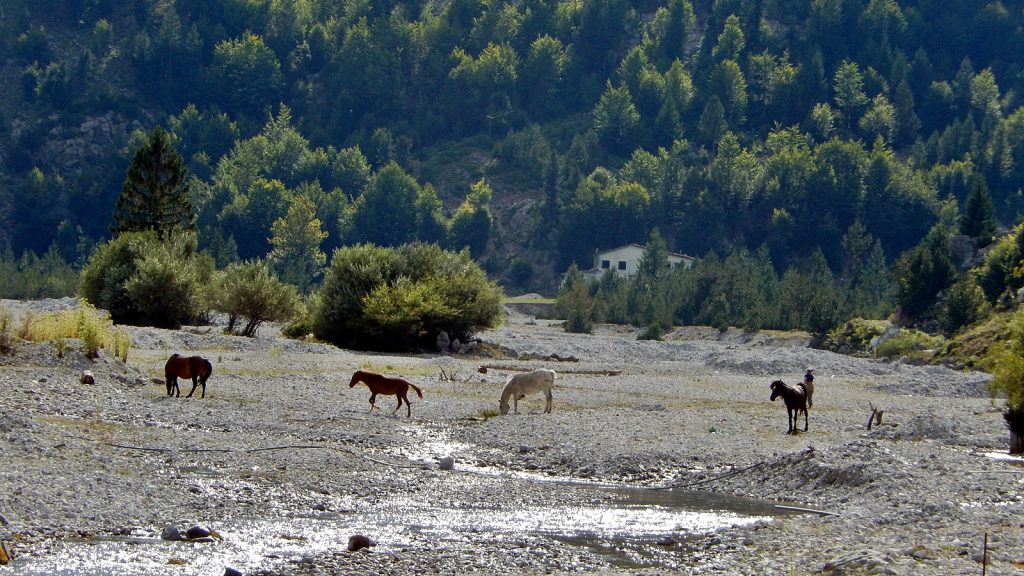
0, 299, 1022, 575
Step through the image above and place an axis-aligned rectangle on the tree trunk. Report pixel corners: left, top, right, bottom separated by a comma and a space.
1011, 431, 1024, 455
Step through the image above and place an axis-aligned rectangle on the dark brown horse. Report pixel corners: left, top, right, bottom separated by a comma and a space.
349, 370, 423, 417
165, 354, 213, 399
770, 380, 808, 434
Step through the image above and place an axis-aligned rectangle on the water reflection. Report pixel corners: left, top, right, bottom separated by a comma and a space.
11, 424, 795, 574
11, 483, 787, 575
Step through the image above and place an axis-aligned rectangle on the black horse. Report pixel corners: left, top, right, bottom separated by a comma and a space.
770, 380, 808, 434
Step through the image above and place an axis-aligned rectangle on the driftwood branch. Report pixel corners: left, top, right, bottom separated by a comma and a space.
866, 403, 884, 430
774, 504, 838, 516
478, 364, 622, 376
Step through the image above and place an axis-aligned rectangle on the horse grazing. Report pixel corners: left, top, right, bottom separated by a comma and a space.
165, 354, 213, 399
499, 369, 556, 415
770, 379, 808, 434
348, 370, 423, 418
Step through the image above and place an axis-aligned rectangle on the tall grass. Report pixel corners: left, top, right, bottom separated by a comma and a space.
0, 306, 12, 354
19, 301, 132, 362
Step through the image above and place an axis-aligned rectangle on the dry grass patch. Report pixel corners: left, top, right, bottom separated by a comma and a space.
18, 302, 131, 362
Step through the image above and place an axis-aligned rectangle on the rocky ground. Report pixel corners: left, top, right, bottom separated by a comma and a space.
1, 298, 1022, 575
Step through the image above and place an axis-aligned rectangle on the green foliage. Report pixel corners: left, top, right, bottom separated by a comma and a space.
822, 318, 890, 356
124, 240, 213, 329
313, 244, 503, 351
344, 163, 444, 247
0, 245, 78, 299
959, 175, 997, 244
267, 195, 327, 293
210, 260, 301, 337
558, 263, 594, 334
113, 127, 195, 239
5, 0, 1024, 344
892, 226, 955, 321
988, 307, 1024, 426
449, 179, 494, 258
209, 32, 282, 120
592, 82, 640, 156
78, 231, 212, 328
940, 274, 990, 336
874, 328, 942, 362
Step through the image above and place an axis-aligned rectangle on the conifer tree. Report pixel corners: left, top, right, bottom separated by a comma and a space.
112, 127, 194, 239
960, 175, 997, 244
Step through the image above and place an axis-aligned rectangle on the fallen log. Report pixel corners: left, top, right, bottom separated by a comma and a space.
477, 364, 622, 376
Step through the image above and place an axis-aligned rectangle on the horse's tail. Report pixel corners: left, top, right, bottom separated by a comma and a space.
202, 358, 213, 379
409, 382, 423, 399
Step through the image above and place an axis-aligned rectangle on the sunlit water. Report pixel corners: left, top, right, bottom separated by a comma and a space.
10, 425, 799, 574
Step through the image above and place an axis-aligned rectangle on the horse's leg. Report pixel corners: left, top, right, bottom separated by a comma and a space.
369, 392, 378, 412
513, 394, 519, 414
544, 390, 552, 413
402, 393, 411, 418
392, 393, 403, 414
803, 408, 808, 432
186, 376, 199, 398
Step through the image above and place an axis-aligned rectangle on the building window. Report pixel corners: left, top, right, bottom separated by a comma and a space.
601, 260, 610, 269
618, 261, 627, 270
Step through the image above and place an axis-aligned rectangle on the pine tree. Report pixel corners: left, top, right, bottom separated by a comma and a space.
112, 127, 194, 239
960, 175, 997, 244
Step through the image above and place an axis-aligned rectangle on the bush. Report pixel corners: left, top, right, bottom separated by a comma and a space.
210, 260, 301, 337
557, 264, 593, 334
125, 242, 213, 329
874, 328, 943, 362
313, 244, 503, 351
79, 231, 212, 328
822, 318, 890, 356
940, 275, 990, 336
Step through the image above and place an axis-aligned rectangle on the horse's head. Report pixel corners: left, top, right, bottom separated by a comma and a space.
348, 371, 362, 388
498, 398, 510, 415
770, 380, 785, 401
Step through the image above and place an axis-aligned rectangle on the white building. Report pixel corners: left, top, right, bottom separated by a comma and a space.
581, 243, 696, 281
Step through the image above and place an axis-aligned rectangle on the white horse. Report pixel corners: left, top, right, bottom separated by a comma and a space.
499, 369, 556, 415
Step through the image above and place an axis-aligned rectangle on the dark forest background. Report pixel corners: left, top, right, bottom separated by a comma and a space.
2, 0, 1024, 337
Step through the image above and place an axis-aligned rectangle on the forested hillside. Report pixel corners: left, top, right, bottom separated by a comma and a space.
1, 0, 1023, 308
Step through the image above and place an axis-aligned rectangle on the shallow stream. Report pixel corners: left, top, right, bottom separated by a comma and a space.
10, 425, 803, 574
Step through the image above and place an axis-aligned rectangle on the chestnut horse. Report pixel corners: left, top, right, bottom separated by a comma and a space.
165, 354, 213, 399
349, 370, 423, 418
770, 379, 808, 434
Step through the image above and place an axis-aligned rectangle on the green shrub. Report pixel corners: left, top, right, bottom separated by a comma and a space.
822, 318, 890, 356
79, 231, 212, 327
637, 323, 664, 341
125, 242, 213, 329
941, 275, 990, 336
874, 329, 943, 361
210, 260, 301, 337
313, 244, 503, 351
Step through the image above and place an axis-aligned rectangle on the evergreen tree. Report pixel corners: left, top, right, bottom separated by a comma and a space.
267, 195, 327, 294
558, 263, 594, 334
960, 175, 997, 244
112, 127, 195, 239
